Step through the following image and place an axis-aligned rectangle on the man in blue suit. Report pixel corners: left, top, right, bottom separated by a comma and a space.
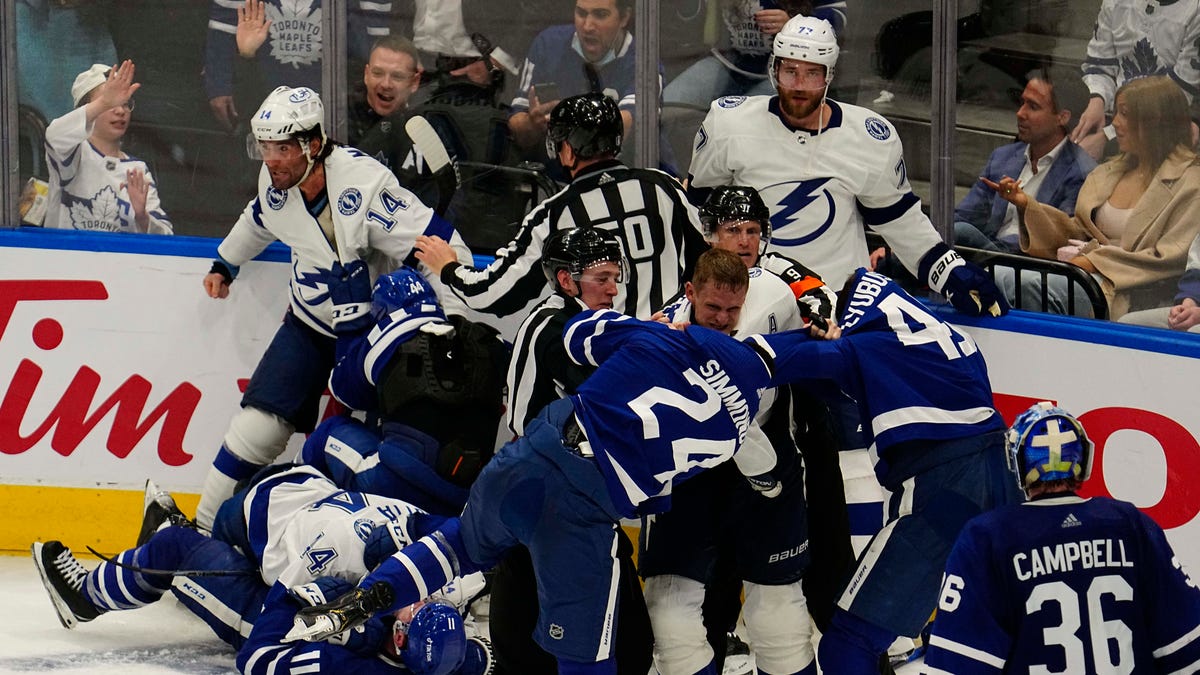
954, 70, 1097, 252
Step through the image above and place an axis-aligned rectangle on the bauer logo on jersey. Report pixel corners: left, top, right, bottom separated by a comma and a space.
338, 188, 363, 216
266, 186, 288, 210
718, 95, 747, 108
865, 117, 891, 141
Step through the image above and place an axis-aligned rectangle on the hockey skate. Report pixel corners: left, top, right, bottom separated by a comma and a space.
285, 581, 396, 642
136, 479, 196, 547
31, 541, 101, 629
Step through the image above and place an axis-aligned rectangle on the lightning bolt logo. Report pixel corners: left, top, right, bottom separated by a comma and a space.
293, 260, 332, 305
768, 178, 836, 247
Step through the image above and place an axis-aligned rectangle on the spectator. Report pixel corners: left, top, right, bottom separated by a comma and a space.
954, 69, 1097, 253
664, 0, 847, 107
32, 467, 492, 675
193, 85, 473, 529
923, 402, 1200, 673
43, 61, 173, 235
204, 0, 392, 132
1119, 230, 1200, 332
1071, 0, 1200, 160
404, 1, 522, 87
988, 75, 1200, 319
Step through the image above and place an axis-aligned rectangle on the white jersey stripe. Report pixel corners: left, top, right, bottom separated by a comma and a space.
927, 634, 1007, 669
870, 405, 996, 437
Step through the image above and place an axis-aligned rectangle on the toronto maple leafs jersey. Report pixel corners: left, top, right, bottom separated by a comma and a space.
513, 26, 638, 115
43, 106, 172, 234
924, 494, 1200, 674
440, 158, 708, 318
1083, 0, 1200, 108
687, 95, 943, 284
758, 270, 1003, 486
204, 0, 392, 100
563, 309, 776, 517
215, 145, 471, 337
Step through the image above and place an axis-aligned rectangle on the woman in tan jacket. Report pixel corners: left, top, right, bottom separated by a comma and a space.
985, 75, 1200, 319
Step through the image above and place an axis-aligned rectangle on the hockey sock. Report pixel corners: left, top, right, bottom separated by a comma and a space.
85, 526, 209, 610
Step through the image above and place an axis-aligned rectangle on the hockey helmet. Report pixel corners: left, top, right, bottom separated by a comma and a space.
397, 601, 467, 675
545, 92, 623, 160
541, 227, 626, 288
372, 266, 443, 323
247, 86, 327, 170
1006, 401, 1094, 495
770, 15, 839, 88
699, 186, 772, 255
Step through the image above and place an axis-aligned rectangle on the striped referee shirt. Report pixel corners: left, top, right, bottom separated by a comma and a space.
439, 159, 708, 318
505, 294, 593, 436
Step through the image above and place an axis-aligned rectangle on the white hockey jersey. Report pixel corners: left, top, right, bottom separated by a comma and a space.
687, 95, 942, 283
1083, 0, 1200, 108
215, 145, 471, 336
44, 106, 172, 234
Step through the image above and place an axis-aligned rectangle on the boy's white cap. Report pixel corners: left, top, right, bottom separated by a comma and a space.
71, 64, 110, 108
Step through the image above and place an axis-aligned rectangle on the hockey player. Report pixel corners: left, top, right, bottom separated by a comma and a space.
413, 92, 708, 320
923, 402, 1200, 674
493, 227, 653, 675
303, 266, 509, 517
686, 15, 1008, 319
31, 466, 491, 675
195, 85, 475, 529
751, 268, 1024, 673
44, 60, 173, 234
286, 308, 796, 673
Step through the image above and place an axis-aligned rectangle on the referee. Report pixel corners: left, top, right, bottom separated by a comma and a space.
415, 92, 707, 319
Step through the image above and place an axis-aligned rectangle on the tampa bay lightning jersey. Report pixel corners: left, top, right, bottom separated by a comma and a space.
758, 269, 1003, 484
687, 95, 943, 284
564, 309, 774, 517
44, 106, 172, 234
215, 146, 470, 337
924, 494, 1200, 674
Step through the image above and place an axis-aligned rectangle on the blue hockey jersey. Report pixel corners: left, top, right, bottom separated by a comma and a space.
924, 494, 1200, 674
563, 310, 774, 517
757, 269, 1004, 487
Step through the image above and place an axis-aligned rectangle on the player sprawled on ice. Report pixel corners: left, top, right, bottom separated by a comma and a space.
31, 466, 493, 675
922, 402, 1200, 674
285, 303, 845, 673
746, 268, 1023, 673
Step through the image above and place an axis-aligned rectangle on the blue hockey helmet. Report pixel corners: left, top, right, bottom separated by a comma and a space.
1006, 401, 1094, 495
399, 601, 467, 675
372, 266, 443, 321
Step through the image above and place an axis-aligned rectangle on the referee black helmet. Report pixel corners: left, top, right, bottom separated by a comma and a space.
541, 227, 626, 288
545, 93, 623, 160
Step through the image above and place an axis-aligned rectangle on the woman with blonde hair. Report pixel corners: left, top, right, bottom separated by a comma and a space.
987, 75, 1200, 319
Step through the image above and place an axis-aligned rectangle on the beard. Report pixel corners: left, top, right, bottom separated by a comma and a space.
778, 88, 824, 125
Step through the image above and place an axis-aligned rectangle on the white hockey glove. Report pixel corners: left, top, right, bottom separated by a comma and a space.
919, 243, 1009, 317
745, 472, 782, 498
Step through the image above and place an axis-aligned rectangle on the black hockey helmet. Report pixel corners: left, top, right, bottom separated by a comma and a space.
699, 186, 772, 255
545, 93, 623, 160
541, 227, 626, 289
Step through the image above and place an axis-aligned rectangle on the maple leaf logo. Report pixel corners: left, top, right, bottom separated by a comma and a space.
1120, 37, 1166, 81
69, 186, 123, 232
266, 0, 322, 68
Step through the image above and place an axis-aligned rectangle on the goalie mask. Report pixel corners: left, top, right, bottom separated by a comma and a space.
1006, 402, 1094, 496
699, 186, 772, 257
376, 316, 507, 487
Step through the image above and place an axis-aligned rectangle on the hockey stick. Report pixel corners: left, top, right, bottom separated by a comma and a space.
85, 545, 258, 577
405, 114, 460, 216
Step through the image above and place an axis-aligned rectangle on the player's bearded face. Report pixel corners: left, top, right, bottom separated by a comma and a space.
777, 84, 824, 123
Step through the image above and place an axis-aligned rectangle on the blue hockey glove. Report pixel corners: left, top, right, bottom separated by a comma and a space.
290, 577, 390, 654
746, 472, 782, 498
328, 260, 374, 333
363, 521, 410, 571
918, 243, 1010, 317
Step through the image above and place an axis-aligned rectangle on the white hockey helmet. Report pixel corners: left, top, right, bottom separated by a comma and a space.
250, 86, 326, 145
770, 15, 839, 88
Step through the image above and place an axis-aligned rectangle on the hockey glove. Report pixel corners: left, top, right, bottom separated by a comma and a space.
328, 260, 374, 333
289, 578, 390, 654
363, 521, 410, 571
746, 472, 782, 499
918, 243, 1010, 317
